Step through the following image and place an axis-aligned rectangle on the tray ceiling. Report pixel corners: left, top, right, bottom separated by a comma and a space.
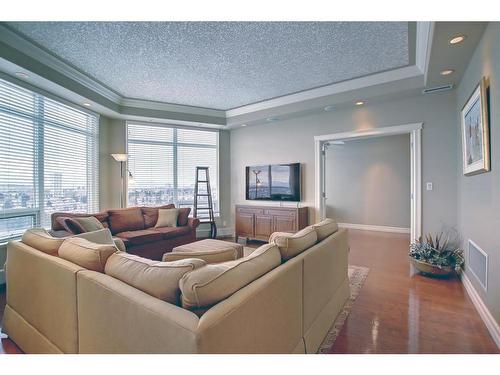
7, 22, 409, 110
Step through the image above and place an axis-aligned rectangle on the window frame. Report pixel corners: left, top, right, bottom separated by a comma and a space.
125, 121, 220, 215
0, 76, 100, 242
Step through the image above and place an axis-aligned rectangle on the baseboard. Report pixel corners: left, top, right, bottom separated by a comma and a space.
338, 223, 410, 234
217, 227, 234, 237
461, 273, 500, 348
196, 227, 233, 238
0, 268, 5, 285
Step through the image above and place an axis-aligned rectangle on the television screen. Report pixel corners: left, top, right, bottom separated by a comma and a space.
246, 163, 301, 201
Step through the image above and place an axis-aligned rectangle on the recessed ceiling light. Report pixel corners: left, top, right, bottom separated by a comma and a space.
324, 105, 336, 112
241, 124, 247, 127
15, 72, 29, 79
355, 101, 364, 106
440, 69, 455, 76
82, 102, 92, 107
449, 35, 466, 45
266, 117, 280, 123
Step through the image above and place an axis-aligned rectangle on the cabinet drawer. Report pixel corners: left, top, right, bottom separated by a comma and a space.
265, 209, 297, 217
237, 206, 264, 215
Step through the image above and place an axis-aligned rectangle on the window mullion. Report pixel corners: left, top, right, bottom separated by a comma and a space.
34, 94, 44, 227
173, 128, 178, 206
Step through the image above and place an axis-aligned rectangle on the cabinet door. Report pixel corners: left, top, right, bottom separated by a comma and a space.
254, 215, 273, 239
236, 213, 254, 237
273, 215, 297, 233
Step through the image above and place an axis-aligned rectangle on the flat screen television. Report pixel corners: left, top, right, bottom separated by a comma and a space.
246, 163, 301, 201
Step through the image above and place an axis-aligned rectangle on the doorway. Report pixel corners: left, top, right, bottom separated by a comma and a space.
314, 123, 422, 241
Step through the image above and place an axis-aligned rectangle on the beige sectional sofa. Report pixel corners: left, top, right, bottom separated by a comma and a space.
2, 219, 349, 354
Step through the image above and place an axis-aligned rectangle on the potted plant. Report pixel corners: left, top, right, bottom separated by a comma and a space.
409, 231, 464, 277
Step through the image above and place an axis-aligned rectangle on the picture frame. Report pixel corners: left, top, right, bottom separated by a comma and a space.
461, 77, 490, 176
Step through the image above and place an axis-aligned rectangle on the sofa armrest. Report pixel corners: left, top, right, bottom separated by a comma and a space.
187, 217, 200, 229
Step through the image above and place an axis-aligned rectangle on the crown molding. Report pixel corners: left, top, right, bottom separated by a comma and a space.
121, 97, 225, 117
0, 22, 434, 125
0, 24, 224, 121
225, 22, 434, 118
415, 21, 435, 83
0, 24, 122, 104
225, 64, 423, 118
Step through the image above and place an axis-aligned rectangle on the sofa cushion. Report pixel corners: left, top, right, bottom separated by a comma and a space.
312, 218, 338, 242
114, 229, 163, 245
64, 216, 104, 234
107, 207, 145, 234
58, 237, 118, 272
141, 204, 175, 228
155, 208, 178, 228
22, 228, 65, 255
104, 253, 206, 305
269, 226, 318, 261
153, 226, 190, 239
177, 207, 191, 226
179, 243, 281, 310
164, 239, 244, 263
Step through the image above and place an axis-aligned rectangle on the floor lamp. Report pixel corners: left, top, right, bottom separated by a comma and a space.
111, 153, 128, 208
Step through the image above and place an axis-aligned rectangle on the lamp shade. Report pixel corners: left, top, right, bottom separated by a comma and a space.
111, 153, 128, 162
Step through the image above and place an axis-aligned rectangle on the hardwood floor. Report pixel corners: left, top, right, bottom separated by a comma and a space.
0, 229, 497, 354
329, 229, 498, 353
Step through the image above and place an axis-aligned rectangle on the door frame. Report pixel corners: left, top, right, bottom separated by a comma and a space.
314, 122, 423, 241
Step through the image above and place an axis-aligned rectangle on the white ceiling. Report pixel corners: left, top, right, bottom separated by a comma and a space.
6, 22, 410, 110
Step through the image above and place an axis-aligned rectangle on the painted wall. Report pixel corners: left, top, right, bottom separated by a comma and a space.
325, 134, 410, 228
230, 91, 458, 234
456, 22, 500, 325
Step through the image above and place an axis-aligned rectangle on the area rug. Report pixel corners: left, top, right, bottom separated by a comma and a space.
317, 265, 369, 353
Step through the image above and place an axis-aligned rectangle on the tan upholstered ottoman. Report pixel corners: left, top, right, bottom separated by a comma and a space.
162, 239, 244, 264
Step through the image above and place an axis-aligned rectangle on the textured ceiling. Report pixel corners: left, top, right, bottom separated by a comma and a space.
7, 22, 409, 110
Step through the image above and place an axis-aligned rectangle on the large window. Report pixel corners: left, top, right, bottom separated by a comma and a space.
127, 123, 219, 213
0, 78, 99, 241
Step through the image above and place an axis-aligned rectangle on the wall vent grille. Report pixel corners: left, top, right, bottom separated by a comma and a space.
422, 84, 454, 94
468, 239, 488, 291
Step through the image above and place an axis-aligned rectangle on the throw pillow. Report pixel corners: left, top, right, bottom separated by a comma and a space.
141, 204, 175, 228
65, 216, 104, 234
155, 208, 179, 228
177, 207, 191, 226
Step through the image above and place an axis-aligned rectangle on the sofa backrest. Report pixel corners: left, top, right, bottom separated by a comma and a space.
107, 207, 145, 234
51, 205, 193, 234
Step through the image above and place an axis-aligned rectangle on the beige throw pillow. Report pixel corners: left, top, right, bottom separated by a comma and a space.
155, 208, 178, 228
269, 226, 318, 261
58, 237, 118, 272
179, 243, 281, 310
105, 253, 205, 305
67, 216, 104, 233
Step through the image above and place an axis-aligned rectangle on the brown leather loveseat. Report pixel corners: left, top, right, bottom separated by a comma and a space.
50, 205, 200, 260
